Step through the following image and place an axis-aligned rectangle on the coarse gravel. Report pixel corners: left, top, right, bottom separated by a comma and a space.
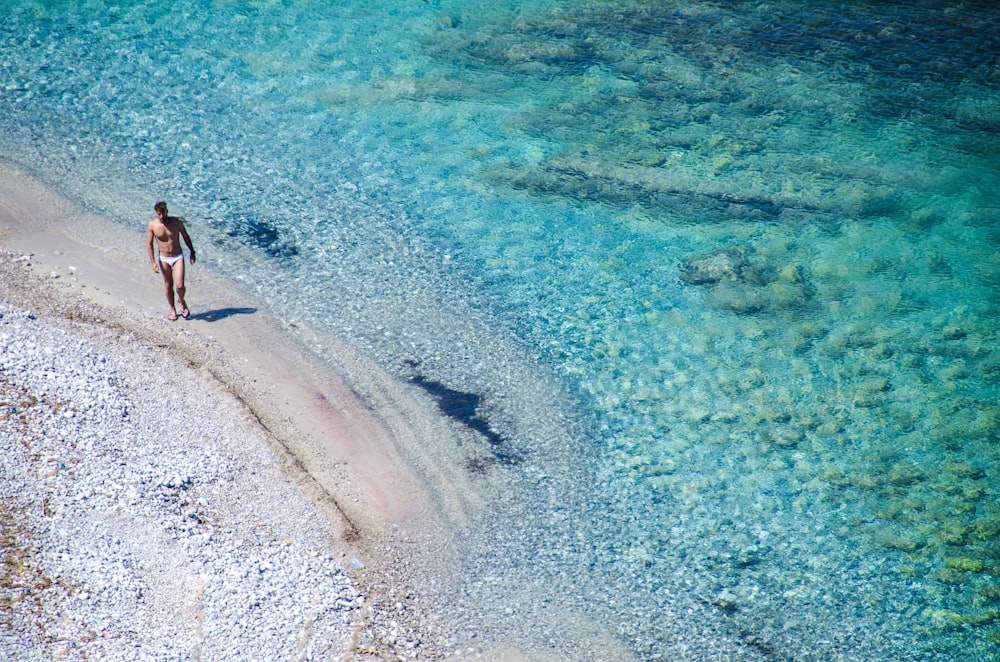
0, 262, 420, 659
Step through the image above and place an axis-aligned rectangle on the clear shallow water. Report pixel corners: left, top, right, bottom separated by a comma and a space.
3, 0, 1000, 658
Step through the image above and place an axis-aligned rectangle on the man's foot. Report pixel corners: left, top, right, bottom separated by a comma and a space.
180, 305, 190, 319
168, 310, 178, 321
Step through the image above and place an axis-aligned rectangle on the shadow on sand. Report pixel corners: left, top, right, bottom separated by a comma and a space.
190, 307, 258, 322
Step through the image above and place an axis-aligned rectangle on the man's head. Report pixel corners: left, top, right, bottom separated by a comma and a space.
154, 201, 168, 218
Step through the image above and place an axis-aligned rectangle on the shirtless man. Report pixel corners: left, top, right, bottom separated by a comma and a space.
146, 201, 196, 321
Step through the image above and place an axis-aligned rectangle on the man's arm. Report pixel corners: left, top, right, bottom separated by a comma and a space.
146, 223, 160, 273
179, 219, 196, 264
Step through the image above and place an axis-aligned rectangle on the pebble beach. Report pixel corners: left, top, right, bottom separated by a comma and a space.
0, 175, 465, 662
0, 165, 618, 662
0, 250, 427, 660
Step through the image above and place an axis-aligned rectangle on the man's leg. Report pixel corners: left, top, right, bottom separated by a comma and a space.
160, 262, 177, 320
174, 259, 189, 318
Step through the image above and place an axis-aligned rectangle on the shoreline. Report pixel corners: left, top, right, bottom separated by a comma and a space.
0, 161, 440, 533
0, 162, 651, 661
0, 162, 467, 658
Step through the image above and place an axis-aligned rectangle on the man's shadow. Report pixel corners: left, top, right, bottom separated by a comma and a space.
190, 307, 257, 322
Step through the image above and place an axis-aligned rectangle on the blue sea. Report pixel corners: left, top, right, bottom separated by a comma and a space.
3, 1, 999, 658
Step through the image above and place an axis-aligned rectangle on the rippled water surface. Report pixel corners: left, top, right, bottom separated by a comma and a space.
3, 1, 1000, 658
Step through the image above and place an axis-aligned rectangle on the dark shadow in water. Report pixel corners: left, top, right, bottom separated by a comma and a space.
409, 373, 523, 466
190, 307, 258, 322
222, 212, 299, 259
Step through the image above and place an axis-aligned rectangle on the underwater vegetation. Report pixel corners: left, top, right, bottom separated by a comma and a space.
423, 1, 999, 225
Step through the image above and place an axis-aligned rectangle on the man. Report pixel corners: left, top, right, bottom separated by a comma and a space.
146, 201, 196, 321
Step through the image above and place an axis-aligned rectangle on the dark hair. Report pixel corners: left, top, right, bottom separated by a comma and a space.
154, 201, 167, 214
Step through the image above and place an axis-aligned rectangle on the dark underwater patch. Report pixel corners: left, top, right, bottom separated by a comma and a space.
488, 159, 811, 222
425, 2, 999, 222
221, 212, 298, 259
409, 374, 522, 466
680, 245, 817, 316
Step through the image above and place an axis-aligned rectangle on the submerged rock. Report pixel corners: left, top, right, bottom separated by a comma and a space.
680, 245, 815, 315
680, 245, 773, 286
712, 590, 740, 613
945, 557, 985, 573
885, 462, 925, 486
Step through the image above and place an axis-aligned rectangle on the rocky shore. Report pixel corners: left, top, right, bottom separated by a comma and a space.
0, 251, 421, 660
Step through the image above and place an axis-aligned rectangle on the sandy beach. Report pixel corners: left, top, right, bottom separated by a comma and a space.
0, 162, 476, 659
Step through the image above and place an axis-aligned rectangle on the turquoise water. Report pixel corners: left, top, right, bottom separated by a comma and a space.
3, 0, 1000, 658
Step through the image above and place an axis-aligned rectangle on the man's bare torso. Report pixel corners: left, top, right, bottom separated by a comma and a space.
149, 216, 186, 257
